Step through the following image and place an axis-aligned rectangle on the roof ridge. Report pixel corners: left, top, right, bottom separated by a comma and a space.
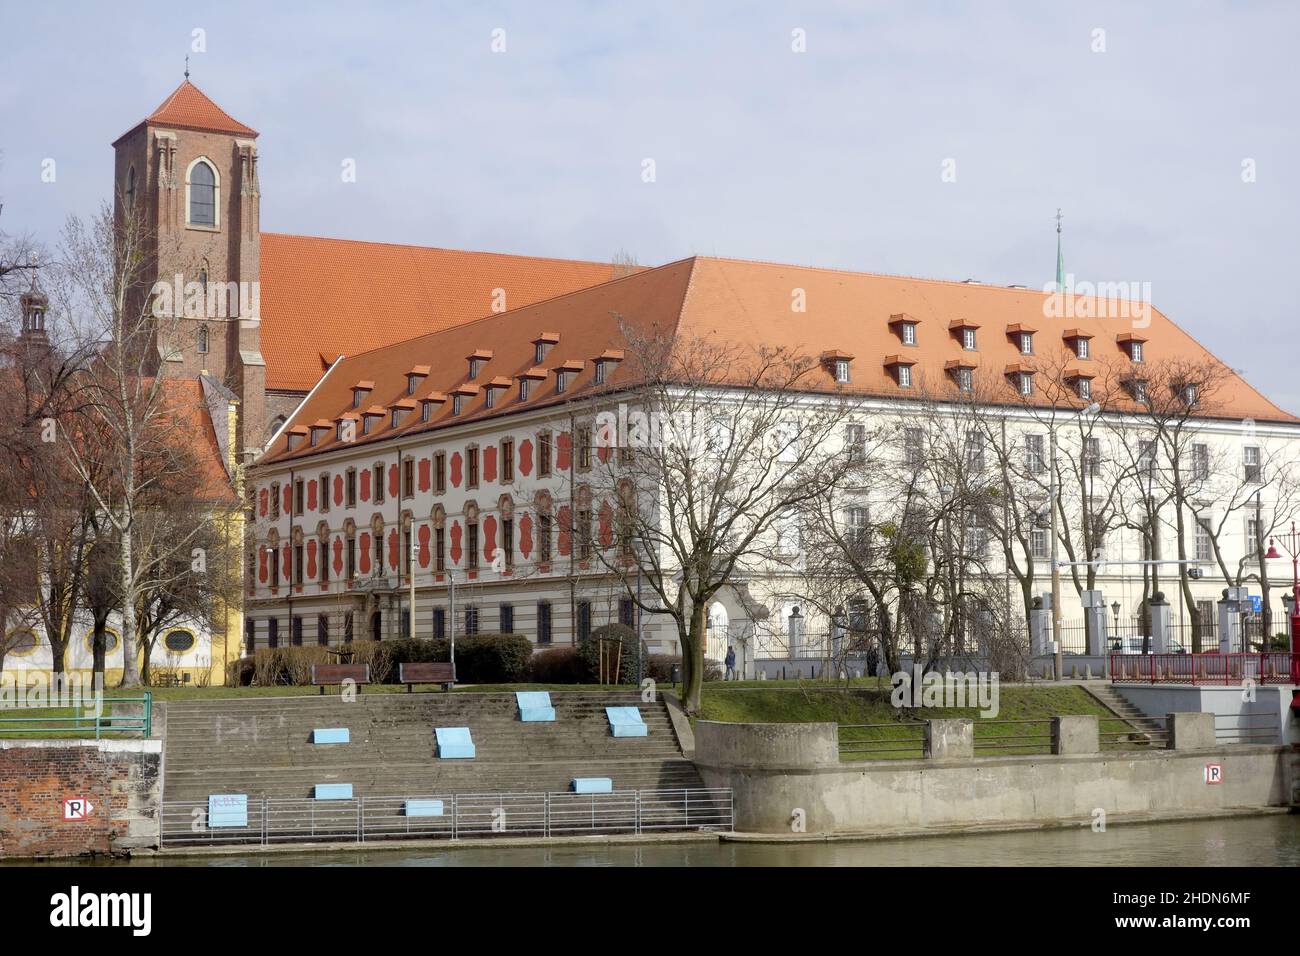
261, 231, 637, 270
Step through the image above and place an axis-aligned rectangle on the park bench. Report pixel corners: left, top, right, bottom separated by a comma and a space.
398, 661, 456, 692
310, 662, 370, 695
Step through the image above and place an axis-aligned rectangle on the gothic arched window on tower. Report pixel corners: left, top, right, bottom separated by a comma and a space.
197, 324, 209, 354
124, 165, 136, 210
188, 159, 217, 227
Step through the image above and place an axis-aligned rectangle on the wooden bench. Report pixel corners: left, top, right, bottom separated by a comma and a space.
310, 662, 370, 695
398, 662, 455, 693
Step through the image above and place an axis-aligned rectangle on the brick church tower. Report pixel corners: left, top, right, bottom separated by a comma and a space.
112, 78, 267, 455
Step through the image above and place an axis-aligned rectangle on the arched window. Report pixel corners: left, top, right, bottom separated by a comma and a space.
197, 324, 209, 354
124, 166, 137, 210
270, 415, 287, 436
187, 159, 217, 227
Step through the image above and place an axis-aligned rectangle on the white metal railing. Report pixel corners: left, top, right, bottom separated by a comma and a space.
159, 788, 734, 847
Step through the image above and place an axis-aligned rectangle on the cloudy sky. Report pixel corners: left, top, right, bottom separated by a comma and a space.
2, 1, 1296, 410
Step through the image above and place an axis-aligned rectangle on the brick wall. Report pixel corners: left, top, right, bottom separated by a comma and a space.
0, 740, 162, 859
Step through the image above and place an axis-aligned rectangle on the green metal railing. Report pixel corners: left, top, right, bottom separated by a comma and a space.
0, 692, 153, 739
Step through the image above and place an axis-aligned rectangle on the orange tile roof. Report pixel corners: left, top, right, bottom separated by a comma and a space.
260, 256, 1298, 465
259, 233, 636, 392
114, 80, 257, 144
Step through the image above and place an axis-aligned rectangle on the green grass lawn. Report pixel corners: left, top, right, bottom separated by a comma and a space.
696, 683, 1144, 760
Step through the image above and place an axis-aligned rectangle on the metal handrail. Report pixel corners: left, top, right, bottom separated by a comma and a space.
0, 692, 152, 739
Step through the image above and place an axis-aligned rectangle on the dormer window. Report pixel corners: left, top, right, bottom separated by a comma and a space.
284, 426, 308, 451
1020, 333, 1033, 355
391, 409, 401, 428
592, 350, 624, 387
957, 367, 973, 392
1077, 377, 1092, 400
1118, 333, 1147, 364
533, 332, 560, 365
336, 416, 357, 441
1132, 380, 1148, 404
963, 328, 977, 350
595, 361, 607, 385
466, 349, 493, 380
1131, 341, 1144, 363
1077, 338, 1089, 359
902, 322, 917, 345
453, 395, 465, 415
518, 368, 546, 402
520, 379, 532, 401
556, 371, 569, 394
308, 422, 331, 447
406, 365, 430, 396
351, 381, 374, 409
485, 387, 497, 409
889, 314, 920, 346
835, 359, 850, 383
884, 355, 915, 388
553, 360, 584, 395
950, 319, 980, 351
820, 350, 854, 385
1180, 382, 1198, 407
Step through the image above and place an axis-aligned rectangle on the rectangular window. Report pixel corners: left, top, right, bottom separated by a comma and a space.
1139, 439, 1156, 477
1031, 528, 1049, 560
1244, 446, 1262, 483
317, 614, 329, 646
1131, 341, 1144, 363
846, 506, 869, 549
432, 608, 446, 640
962, 328, 977, 351
344, 611, 354, 644
539, 432, 553, 477
1085, 437, 1102, 477
898, 365, 912, 388
537, 601, 552, 644
519, 379, 531, 402
1020, 373, 1033, 396
577, 509, 593, 560
320, 474, 331, 513
577, 601, 592, 641
502, 518, 514, 568
375, 532, 383, 573
1076, 337, 1089, 359
270, 483, 280, 519
436, 527, 446, 572
501, 439, 514, 481
467, 447, 479, 488
403, 529, 412, 575
619, 598, 635, 627
374, 464, 385, 503
294, 544, 304, 584
465, 606, 479, 636
578, 426, 592, 470
467, 523, 479, 569
294, 479, 304, 515
291, 616, 303, 646
347, 537, 356, 580
1195, 518, 1212, 562
539, 514, 553, 563
1026, 434, 1046, 474
320, 539, 330, 583
435, 452, 446, 493
957, 367, 973, 392
1020, 333, 1033, 355
1192, 443, 1209, 481
500, 603, 514, 633
964, 431, 985, 473
902, 322, 917, 345
834, 359, 850, 383
1077, 377, 1092, 400
1247, 516, 1262, 549
403, 458, 414, 498
268, 618, 279, 649
346, 469, 356, 507
904, 427, 923, 469
845, 423, 866, 463
245, 620, 255, 655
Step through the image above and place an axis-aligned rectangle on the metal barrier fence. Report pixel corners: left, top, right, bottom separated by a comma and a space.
839, 716, 1177, 759
837, 721, 926, 759
1100, 715, 1169, 750
1214, 713, 1282, 744
1109, 652, 1299, 685
0, 692, 152, 739
160, 787, 734, 847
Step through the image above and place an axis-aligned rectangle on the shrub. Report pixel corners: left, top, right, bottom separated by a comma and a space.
643, 654, 723, 684
529, 646, 585, 683
455, 633, 532, 684
227, 656, 255, 687
576, 623, 639, 684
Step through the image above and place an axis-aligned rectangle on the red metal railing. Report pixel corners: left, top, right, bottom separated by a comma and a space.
1109, 652, 1299, 685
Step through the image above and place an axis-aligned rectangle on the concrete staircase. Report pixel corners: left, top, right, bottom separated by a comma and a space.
161, 691, 704, 802
1085, 684, 1168, 739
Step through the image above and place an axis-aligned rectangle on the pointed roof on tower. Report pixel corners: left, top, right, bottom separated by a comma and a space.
113, 79, 258, 145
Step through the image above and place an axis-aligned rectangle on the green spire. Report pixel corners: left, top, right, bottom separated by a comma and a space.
1055, 208, 1064, 292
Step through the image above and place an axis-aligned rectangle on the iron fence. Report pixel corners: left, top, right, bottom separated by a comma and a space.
1100, 715, 1170, 750
1109, 652, 1299, 685
159, 787, 734, 847
1213, 713, 1282, 744
0, 693, 152, 739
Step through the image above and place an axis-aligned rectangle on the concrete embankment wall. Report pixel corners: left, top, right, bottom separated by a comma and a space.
0, 739, 162, 858
694, 720, 1293, 835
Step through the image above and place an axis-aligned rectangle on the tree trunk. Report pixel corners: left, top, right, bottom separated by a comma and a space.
681, 600, 708, 714
118, 526, 141, 687
92, 609, 109, 682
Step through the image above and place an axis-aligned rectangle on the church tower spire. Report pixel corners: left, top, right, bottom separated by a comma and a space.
1054, 208, 1065, 293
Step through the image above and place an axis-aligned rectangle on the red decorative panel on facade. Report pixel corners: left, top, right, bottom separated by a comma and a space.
307, 480, 318, 512
450, 520, 463, 565
281, 543, 291, 579
450, 452, 463, 488
519, 511, 533, 559
483, 445, 497, 483
598, 501, 614, 548
557, 432, 572, 471
360, 468, 371, 503
418, 523, 431, 567
283, 484, 293, 515
519, 438, 533, 477
359, 533, 372, 574
483, 514, 497, 565
332, 536, 344, 576
418, 457, 431, 492
258, 547, 268, 583
333, 474, 344, 506
306, 539, 318, 579
258, 488, 268, 517
387, 528, 399, 569
557, 505, 572, 556
388, 464, 399, 500
597, 443, 611, 465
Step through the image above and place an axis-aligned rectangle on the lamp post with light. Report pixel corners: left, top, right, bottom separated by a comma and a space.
1264, 522, 1299, 653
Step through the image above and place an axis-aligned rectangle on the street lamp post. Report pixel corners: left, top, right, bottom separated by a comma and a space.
1264, 522, 1299, 654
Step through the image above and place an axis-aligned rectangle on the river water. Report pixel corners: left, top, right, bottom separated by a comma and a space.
63, 812, 1300, 867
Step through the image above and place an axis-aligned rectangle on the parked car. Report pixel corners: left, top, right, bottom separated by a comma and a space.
1108, 636, 1188, 654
